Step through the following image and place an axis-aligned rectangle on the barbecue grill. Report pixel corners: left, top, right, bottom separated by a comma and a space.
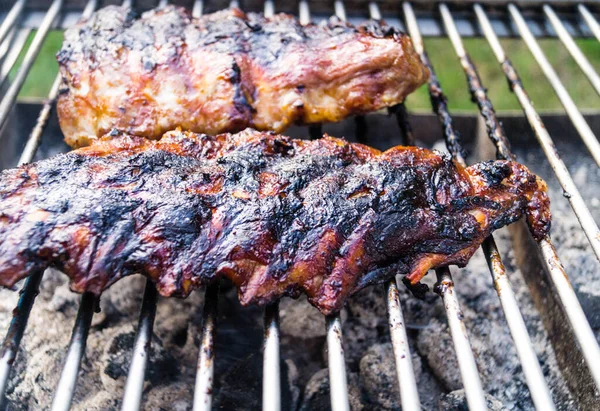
0, 0, 599, 410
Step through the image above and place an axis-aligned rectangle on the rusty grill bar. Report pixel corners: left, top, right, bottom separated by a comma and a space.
405, 4, 558, 408
0, 1, 599, 410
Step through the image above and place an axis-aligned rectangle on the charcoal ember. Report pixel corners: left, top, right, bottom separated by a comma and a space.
418, 231, 575, 409
346, 286, 387, 329
154, 290, 205, 364
359, 342, 421, 410
214, 353, 300, 410
570, 255, 600, 329
4, 297, 77, 408
417, 283, 543, 408
417, 317, 461, 391
340, 317, 380, 370
0, 113, 597, 410
144, 382, 193, 411
71, 391, 121, 410
100, 327, 179, 392
439, 389, 505, 410
280, 296, 332, 339
2, 347, 29, 409
394, 276, 441, 327
518, 152, 600, 339
96, 275, 146, 325
281, 334, 324, 390
44, 268, 81, 316
299, 368, 364, 411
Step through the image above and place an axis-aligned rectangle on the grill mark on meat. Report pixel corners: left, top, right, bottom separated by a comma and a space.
56, 5, 429, 148
0, 129, 551, 314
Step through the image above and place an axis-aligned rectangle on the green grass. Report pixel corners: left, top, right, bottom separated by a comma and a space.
9, 30, 64, 98
10, 31, 600, 113
406, 37, 600, 112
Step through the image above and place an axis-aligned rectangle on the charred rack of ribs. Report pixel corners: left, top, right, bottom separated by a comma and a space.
56, 5, 429, 148
0, 129, 550, 314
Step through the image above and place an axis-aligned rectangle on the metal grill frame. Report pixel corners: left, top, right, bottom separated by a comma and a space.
0, 1, 598, 410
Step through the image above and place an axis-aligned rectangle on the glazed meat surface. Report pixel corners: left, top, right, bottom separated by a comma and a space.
0, 130, 550, 314
57, 5, 429, 148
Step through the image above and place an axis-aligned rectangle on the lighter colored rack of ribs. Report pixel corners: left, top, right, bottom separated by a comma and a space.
0, 129, 550, 314
56, 5, 429, 148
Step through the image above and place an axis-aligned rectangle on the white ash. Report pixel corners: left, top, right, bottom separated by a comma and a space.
439, 389, 506, 410
0, 230, 580, 410
358, 343, 422, 410
299, 369, 364, 411
2, 270, 203, 410
1, 119, 598, 410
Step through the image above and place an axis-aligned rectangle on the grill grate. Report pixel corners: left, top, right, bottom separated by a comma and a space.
404, 4, 558, 407
0, 1, 599, 410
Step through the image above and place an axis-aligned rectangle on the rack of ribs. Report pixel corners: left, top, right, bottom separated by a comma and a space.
0, 129, 550, 314
56, 5, 429, 148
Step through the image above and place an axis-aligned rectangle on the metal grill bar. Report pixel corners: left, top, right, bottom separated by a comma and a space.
192, 0, 203, 20
435, 268, 488, 410
262, 302, 280, 411
439, 4, 515, 161
41, 2, 97, 401
424, 4, 559, 408
0, 28, 31, 88
0, 0, 62, 135
334, 0, 347, 21
299, 0, 310, 25
544, 5, 600, 97
19, 75, 61, 163
0, 0, 25, 48
112, 0, 162, 405
369, 2, 382, 20
121, 281, 158, 411
264, 0, 274, 19
450, 2, 600, 393
0, 271, 43, 403
538, 239, 600, 390
578, 4, 600, 43
50, 293, 97, 411
474, 4, 600, 263
193, 283, 219, 411
258, 2, 282, 410
362, 4, 420, 409
354, 115, 368, 144
396, 105, 488, 408
385, 279, 421, 410
382, 108, 421, 408
0, 26, 16, 61
508, 4, 600, 167
480, 237, 556, 409
471, 4, 600, 391
297, 4, 351, 409
308, 124, 322, 140
0, 3, 99, 407
325, 315, 350, 411
402, 4, 488, 410
189, 4, 222, 411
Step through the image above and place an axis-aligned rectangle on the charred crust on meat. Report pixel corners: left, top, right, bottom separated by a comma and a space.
474, 160, 511, 187
0, 129, 551, 314
402, 277, 430, 299
55, 5, 429, 147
